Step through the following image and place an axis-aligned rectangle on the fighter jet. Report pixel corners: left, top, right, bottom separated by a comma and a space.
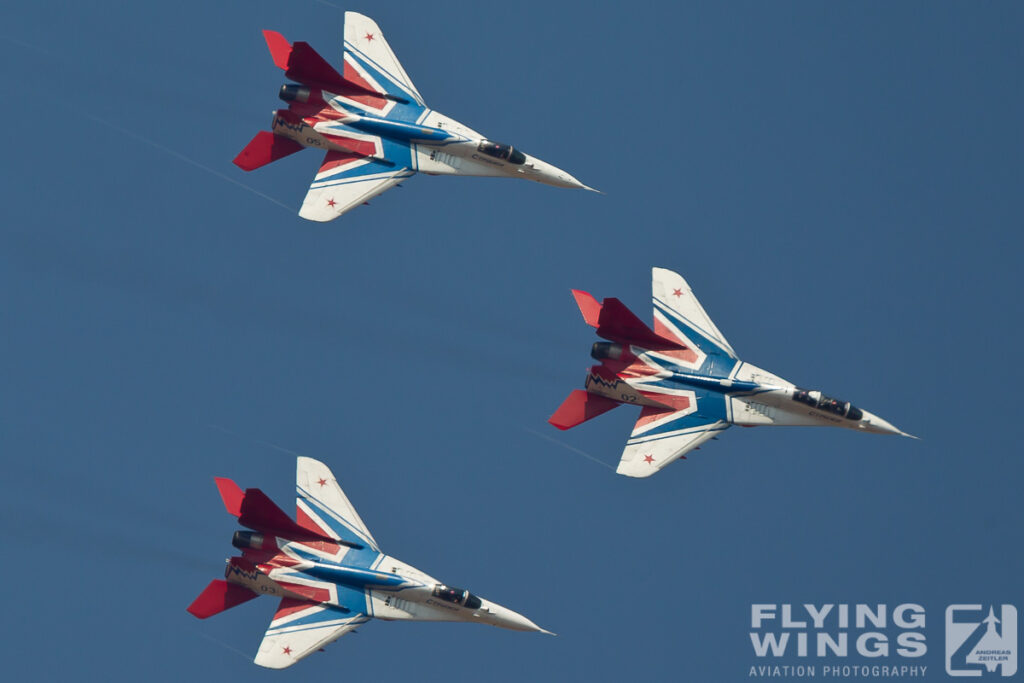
549, 268, 914, 478
235, 11, 594, 221
188, 456, 550, 668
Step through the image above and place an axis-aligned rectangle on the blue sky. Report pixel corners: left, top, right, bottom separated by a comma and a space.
2, 1, 1022, 680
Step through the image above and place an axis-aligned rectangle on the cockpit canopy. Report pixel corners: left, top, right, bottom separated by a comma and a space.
432, 584, 482, 610
792, 389, 863, 421
477, 140, 527, 165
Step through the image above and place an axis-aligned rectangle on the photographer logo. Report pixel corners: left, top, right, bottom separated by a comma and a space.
946, 605, 1017, 677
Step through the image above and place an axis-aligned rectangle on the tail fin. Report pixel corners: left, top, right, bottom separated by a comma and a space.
187, 579, 258, 619
212, 476, 332, 543
233, 131, 305, 171
549, 390, 620, 430
261, 29, 393, 104
240, 487, 333, 542
570, 289, 681, 350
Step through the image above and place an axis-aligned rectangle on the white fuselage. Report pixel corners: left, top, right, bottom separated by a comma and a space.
226, 539, 544, 633
270, 99, 592, 190
596, 345, 906, 436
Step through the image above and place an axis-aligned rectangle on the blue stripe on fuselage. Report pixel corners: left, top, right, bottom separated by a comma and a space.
628, 350, 738, 391
313, 127, 415, 180
301, 564, 412, 590
344, 116, 451, 142
663, 373, 759, 394
631, 387, 729, 439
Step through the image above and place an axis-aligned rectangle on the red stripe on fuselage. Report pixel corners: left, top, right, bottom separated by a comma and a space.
273, 597, 320, 621
634, 405, 676, 430
342, 56, 388, 110
295, 539, 344, 555
617, 359, 662, 379
637, 391, 692, 413
261, 552, 302, 569
296, 504, 333, 536
317, 149, 368, 176
652, 318, 700, 364
277, 582, 332, 603
318, 135, 377, 159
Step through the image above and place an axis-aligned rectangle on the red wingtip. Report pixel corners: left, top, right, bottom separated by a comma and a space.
214, 477, 244, 517
262, 30, 292, 70
548, 390, 621, 430
187, 580, 258, 619
571, 290, 602, 328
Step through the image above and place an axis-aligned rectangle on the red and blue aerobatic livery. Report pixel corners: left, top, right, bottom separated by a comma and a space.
549, 268, 915, 478
188, 457, 550, 668
235, 12, 595, 221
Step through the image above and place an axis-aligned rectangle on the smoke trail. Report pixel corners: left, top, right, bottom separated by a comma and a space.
208, 424, 307, 459
78, 111, 294, 213
522, 427, 614, 470
197, 632, 252, 661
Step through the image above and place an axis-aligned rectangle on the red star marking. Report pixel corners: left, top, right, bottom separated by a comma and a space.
282, 646, 292, 655
672, 288, 683, 297
326, 198, 336, 207
317, 478, 327, 487
643, 454, 655, 464
364, 32, 375, 42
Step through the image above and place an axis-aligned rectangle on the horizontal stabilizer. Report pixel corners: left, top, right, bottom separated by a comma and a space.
215, 477, 244, 517
598, 297, 681, 350
187, 579, 258, 619
549, 390, 620, 430
571, 290, 601, 328
233, 131, 305, 172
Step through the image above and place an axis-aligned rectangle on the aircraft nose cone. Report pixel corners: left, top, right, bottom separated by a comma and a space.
478, 599, 554, 634
523, 155, 599, 193
858, 410, 917, 439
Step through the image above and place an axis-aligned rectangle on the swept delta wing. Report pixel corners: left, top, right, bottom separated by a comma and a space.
550, 268, 914, 478
235, 12, 593, 221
